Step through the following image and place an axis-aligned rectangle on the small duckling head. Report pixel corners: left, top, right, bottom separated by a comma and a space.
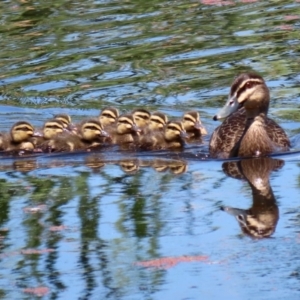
116, 114, 141, 135
54, 114, 72, 128
10, 121, 39, 143
148, 112, 168, 131
164, 121, 188, 142
182, 111, 207, 136
99, 107, 119, 128
79, 119, 109, 142
54, 113, 77, 134
43, 119, 65, 140
132, 108, 151, 129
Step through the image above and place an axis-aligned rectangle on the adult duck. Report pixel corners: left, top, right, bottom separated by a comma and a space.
209, 72, 290, 158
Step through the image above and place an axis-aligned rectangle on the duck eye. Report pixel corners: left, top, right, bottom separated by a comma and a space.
46, 125, 62, 129
102, 113, 114, 118
85, 125, 99, 131
245, 81, 255, 89
183, 117, 193, 122
168, 126, 179, 131
119, 120, 130, 125
16, 126, 31, 131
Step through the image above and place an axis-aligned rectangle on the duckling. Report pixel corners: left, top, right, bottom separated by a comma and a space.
209, 72, 290, 158
146, 111, 168, 133
182, 111, 207, 140
0, 121, 40, 152
106, 114, 141, 148
140, 121, 187, 150
43, 119, 109, 152
132, 108, 151, 132
54, 113, 77, 134
32, 119, 66, 150
99, 107, 119, 128
43, 119, 66, 140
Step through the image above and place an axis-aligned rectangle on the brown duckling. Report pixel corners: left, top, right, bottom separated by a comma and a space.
99, 107, 120, 128
140, 120, 187, 150
0, 121, 41, 151
182, 111, 207, 139
146, 111, 168, 133
54, 113, 77, 134
32, 119, 66, 150
132, 108, 151, 132
43, 119, 109, 152
209, 72, 290, 158
106, 114, 141, 147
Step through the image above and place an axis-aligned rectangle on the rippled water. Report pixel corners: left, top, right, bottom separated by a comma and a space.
0, 0, 300, 299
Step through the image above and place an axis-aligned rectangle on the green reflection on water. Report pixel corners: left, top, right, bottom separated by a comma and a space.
0, 0, 298, 111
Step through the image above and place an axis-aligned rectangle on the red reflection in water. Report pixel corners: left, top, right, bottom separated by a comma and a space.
49, 225, 67, 231
23, 205, 47, 213
284, 15, 299, 20
21, 249, 55, 255
200, 0, 234, 5
23, 286, 49, 297
135, 255, 209, 269
276, 25, 294, 31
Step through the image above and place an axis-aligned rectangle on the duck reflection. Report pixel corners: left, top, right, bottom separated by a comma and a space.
221, 157, 284, 238
13, 159, 38, 172
85, 154, 106, 171
119, 158, 140, 174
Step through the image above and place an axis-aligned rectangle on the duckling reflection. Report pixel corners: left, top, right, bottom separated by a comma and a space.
221, 157, 283, 239
119, 158, 140, 174
151, 158, 187, 175
85, 154, 106, 170
13, 159, 37, 172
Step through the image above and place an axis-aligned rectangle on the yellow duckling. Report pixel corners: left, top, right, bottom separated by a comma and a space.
54, 113, 77, 134
132, 108, 151, 132
140, 120, 187, 150
99, 107, 120, 128
33, 119, 66, 150
146, 111, 168, 133
0, 121, 41, 151
43, 119, 109, 152
182, 111, 207, 139
106, 114, 141, 147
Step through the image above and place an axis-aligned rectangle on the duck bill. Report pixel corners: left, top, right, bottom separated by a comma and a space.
67, 123, 78, 134
194, 121, 208, 135
180, 130, 189, 139
32, 131, 43, 137
213, 95, 239, 121
132, 124, 141, 134
100, 130, 110, 138
221, 206, 247, 217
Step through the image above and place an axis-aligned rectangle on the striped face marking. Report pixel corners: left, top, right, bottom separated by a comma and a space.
230, 73, 265, 105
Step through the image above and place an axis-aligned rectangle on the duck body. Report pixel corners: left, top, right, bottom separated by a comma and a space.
209, 73, 290, 158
